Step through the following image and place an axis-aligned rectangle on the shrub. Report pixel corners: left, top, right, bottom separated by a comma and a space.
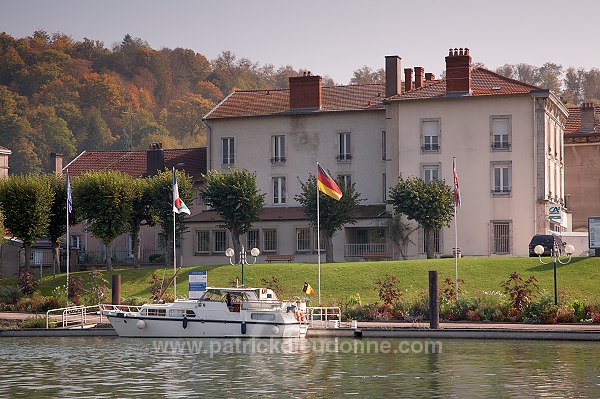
149, 254, 165, 264
18, 271, 39, 295
122, 296, 145, 306
501, 272, 539, 311
374, 274, 402, 306
525, 291, 556, 323
556, 306, 574, 323
148, 272, 163, 301
441, 278, 464, 302
592, 313, 600, 324
572, 300, 586, 322
21, 316, 54, 329
0, 285, 22, 304
68, 275, 84, 305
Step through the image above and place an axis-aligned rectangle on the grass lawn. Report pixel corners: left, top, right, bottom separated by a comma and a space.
3, 256, 600, 305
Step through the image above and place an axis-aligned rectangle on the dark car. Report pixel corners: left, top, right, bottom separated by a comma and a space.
528, 234, 565, 257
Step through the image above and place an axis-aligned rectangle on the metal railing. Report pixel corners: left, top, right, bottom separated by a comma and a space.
79, 249, 165, 265
307, 306, 342, 328
345, 243, 388, 257
46, 304, 105, 329
99, 304, 143, 313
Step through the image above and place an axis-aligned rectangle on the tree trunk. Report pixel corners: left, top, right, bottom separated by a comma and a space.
425, 227, 435, 259
52, 240, 60, 276
231, 230, 242, 264
132, 226, 141, 269
325, 235, 334, 263
23, 243, 31, 272
105, 241, 113, 272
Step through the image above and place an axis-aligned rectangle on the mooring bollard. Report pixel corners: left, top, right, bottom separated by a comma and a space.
429, 270, 439, 329
112, 274, 121, 305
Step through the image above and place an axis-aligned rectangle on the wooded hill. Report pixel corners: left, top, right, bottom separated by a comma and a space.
1, 31, 598, 175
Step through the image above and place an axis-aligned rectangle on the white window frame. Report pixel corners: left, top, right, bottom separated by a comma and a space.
263, 229, 278, 253
296, 227, 311, 253
338, 174, 351, 190
421, 119, 440, 152
273, 176, 286, 205
213, 230, 228, 253
70, 235, 81, 249
421, 228, 442, 254
422, 163, 441, 183
491, 116, 511, 151
271, 135, 285, 164
222, 137, 235, 165
491, 161, 512, 197
337, 132, 352, 161
246, 229, 260, 250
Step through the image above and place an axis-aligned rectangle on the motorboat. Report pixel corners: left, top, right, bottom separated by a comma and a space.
101, 287, 308, 338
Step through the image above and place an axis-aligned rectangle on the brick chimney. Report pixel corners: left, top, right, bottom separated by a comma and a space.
414, 67, 424, 89
404, 68, 413, 92
146, 142, 164, 176
50, 152, 63, 175
289, 72, 322, 110
580, 102, 596, 132
385, 55, 401, 97
445, 48, 472, 94
425, 72, 435, 81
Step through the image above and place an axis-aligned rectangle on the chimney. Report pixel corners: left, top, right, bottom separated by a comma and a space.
289, 72, 322, 110
581, 102, 596, 132
425, 73, 435, 81
445, 48, 472, 94
50, 153, 63, 175
146, 142, 164, 176
385, 55, 401, 97
414, 67, 424, 89
404, 68, 413, 92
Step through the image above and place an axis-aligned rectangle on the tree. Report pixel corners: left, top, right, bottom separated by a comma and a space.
127, 177, 154, 268
72, 171, 135, 271
165, 93, 214, 139
387, 213, 416, 260
563, 67, 585, 105
388, 176, 454, 259
147, 169, 193, 266
0, 174, 53, 272
294, 174, 362, 262
350, 66, 384, 85
201, 169, 265, 262
538, 62, 563, 93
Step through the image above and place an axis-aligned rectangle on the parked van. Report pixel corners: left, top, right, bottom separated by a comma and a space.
528, 234, 565, 257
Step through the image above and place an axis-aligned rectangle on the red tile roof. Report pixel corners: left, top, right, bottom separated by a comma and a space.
564, 105, 600, 143
65, 147, 206, 179
386, 68, 541, 101
0, 145, 11, 152
205, 84, 386, 119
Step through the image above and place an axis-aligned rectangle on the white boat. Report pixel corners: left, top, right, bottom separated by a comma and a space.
101, 287, 308, 338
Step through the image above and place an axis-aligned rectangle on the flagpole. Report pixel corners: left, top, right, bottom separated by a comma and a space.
173, 168, 177, 301
66, 169, 70, 306
453, 157, 459, 303
316, 162, 321, 305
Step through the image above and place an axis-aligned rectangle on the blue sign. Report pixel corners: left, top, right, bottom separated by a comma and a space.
189, 271, 207, 299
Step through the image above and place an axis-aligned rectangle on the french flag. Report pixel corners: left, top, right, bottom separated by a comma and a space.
173, 167, 190, 215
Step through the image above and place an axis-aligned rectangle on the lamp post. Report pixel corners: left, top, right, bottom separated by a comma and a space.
534, 243, 575, 305
225, 245, 260, 287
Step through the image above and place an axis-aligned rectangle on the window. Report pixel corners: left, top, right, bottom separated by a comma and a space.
422, 229, 442, 254
491, 116, 511, 151
491, 221, 511, 254
382, 173, 387, 202
422, 164, 440, 183
381, 131, 387, 160
491, 161, 511, 196
213, 230, 227, 253
70, 235, 81, 249
271, 135, 285, 163
313, 230, 325, 253
263, 229, 278, 252
337, 132, 352, 161
222, 137, 234, 165
296, 228, 311, 252
338, 174, 351, 190
273, 176, 286, 204
196, 230, 210, 253
422, 119, 440, 152
246, 229, 259, 250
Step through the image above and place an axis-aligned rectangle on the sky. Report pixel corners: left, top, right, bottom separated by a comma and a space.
2, 0, 599, 84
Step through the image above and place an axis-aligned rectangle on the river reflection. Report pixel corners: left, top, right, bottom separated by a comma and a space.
0, 337, 598, 398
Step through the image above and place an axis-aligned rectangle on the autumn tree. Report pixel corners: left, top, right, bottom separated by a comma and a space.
295, 174, 362, 263
0, 174, 53, 272
350, 66, 385, 85
201, 169, 265, 263
388, 176, 454, 259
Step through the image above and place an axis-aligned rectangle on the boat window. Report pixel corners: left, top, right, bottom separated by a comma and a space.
251, 313, 276, 321
186, 309, 196, 317
141, 309, 148, 316
147, 308, 166, 317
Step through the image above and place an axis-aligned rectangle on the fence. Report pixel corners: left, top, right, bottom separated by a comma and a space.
344, 243, 388, 257
79, 249, 165, 266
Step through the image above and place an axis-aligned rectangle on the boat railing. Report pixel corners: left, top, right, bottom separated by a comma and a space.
99, 304, 143, 313
307, 306, 342, 328
46, 304, 106, 329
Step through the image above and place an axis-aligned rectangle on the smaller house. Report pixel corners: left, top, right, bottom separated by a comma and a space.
0, 145, 11, 178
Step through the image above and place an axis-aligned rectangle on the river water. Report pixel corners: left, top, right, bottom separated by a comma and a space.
0, 337, 598, 398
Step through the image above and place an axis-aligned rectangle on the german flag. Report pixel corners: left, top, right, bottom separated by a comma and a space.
302, 282, 315, 296
317, 164, 343, 201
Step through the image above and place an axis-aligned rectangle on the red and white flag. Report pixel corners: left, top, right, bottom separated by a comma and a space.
173, 167, 190, 215
453, 157, 461, 208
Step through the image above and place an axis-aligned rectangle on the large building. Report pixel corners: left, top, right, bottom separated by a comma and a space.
186, 47, 570, 264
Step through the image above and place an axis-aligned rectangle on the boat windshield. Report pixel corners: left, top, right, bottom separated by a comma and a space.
200, 289, 247, 303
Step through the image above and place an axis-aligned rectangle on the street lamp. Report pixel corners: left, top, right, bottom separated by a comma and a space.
534, 243, 575, 305
225, 245, 260, 287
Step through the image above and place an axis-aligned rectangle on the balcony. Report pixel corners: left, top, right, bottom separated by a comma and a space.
336, 154, 352, 162
270, 157, 286, 164
491, 142, 511, 151
421, 144, 439, 152
345, 243, 388, 257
